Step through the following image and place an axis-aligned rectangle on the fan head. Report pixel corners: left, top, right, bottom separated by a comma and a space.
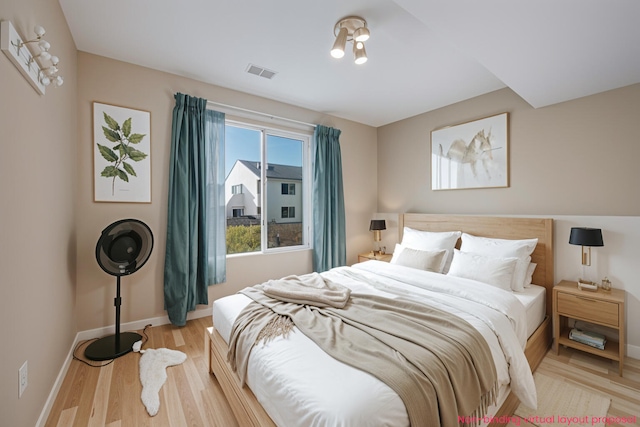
96, 219, 153, 276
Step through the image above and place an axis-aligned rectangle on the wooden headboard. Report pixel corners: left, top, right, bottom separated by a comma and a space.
399, 214, 554, 316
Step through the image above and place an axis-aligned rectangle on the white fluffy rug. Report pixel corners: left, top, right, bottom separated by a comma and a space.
139, 348, 187, 416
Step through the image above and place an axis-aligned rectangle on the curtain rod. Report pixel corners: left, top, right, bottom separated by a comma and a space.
206, 100, 316, 129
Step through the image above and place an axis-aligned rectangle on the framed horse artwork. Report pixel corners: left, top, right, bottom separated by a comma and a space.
431, 112, 509, 190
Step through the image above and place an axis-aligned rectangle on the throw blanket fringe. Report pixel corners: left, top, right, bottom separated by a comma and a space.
459, 385, 498, 427
256, 313, 294, 343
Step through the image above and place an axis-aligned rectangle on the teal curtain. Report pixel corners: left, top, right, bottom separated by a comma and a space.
164, 93, 226, 326
312, 125, 346, 272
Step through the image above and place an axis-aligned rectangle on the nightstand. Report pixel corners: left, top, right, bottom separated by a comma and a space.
357, 252, 392, 263
553, 280, 625, 375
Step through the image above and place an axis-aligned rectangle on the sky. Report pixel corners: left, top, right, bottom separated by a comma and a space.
225, 125, 303, 177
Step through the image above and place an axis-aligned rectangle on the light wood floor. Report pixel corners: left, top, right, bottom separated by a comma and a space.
46, 318, 640, 427
45, 317, 238, 427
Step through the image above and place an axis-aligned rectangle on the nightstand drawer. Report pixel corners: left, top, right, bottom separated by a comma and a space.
357, 253, 392, 263
557, 292, 619, 327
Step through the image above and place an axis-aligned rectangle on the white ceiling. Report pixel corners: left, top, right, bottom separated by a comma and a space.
59, 0, 640, 127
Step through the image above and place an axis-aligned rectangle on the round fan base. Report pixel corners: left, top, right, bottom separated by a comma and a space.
84, 332, 142, 361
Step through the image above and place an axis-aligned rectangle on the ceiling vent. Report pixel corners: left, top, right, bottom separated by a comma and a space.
246, 64, 277, 80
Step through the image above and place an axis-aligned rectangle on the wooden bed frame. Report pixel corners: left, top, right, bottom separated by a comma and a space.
205, 214, 554, 427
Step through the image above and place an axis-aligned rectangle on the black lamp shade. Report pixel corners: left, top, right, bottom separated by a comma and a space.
569, 227, 603, 247
369, 220, 386, 231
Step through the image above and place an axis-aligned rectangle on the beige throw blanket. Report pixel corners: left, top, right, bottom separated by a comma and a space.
262, 272, 351, 308
228, 277, 497, 427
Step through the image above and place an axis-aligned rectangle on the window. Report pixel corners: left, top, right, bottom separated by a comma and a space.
281, 206, 295, 218
224, 121, 310, 255
281, 183, 295, 195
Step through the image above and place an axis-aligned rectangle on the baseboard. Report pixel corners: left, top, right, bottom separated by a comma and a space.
36, 307, 212, 427
76, 307, 212, 341
35, 331, 82, 427
627, 343, 640, 360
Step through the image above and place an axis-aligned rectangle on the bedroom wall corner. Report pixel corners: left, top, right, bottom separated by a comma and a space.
0, 1, 78, 426
75, 52, 378, 332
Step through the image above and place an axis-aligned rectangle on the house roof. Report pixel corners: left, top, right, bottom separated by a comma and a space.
236, 160, 302, 181
59, 0, 640, 127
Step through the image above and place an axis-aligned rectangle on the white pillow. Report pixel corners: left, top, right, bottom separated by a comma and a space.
400, 228, 461, 273
523, 262, 537, 288
447, 250, 518, 291
460, 233, 537, 292
390, 244, 447, 273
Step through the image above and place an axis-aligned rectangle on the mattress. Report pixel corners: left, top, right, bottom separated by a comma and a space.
213, 262, 538, 427
514, 284, 546, 338
215, 282, 546, 346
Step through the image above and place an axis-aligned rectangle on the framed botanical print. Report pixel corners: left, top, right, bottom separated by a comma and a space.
93, 102, 151, 202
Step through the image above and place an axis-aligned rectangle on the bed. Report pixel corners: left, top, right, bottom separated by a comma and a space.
205, 214, 554, 427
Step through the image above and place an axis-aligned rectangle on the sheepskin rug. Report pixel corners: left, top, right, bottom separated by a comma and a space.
139, 348, 187, 416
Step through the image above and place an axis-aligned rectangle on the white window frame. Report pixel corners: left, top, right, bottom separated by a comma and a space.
225, 119, 312, 256
281, 183, 295, 195
231, 184, 243, 195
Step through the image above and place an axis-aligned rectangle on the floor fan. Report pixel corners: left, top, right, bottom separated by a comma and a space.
85, 219, 154, 361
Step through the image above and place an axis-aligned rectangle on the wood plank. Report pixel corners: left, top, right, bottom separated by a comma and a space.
87, 361, 113, 427
55, 407, 77, 427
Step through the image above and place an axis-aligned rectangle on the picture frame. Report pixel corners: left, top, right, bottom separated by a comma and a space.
93, 102, 151, 203
431, 112, 509, 190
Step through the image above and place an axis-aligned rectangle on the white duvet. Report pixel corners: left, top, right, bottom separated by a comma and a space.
213, 261, 537, 426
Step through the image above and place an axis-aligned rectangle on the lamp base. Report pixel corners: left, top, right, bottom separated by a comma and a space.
84, 332, 142, 361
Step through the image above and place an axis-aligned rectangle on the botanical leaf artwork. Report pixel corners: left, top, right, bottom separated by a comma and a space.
97, 112, 148, 195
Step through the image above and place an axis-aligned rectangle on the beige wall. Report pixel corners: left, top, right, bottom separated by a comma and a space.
75, 52, 378, 331
377, 85, 640, 216
376, 85, 640, 353
0, 1, 78, 426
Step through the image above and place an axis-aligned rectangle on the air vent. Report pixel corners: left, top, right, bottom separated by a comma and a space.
246, 64, 277, 80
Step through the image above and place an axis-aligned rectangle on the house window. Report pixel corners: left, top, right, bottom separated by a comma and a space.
224, 121, 311, 255
281, 183, 295, 195
232, 208, 244, 217
281, 206, 295, 218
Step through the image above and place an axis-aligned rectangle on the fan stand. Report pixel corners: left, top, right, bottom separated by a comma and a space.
85, 276, 142, 361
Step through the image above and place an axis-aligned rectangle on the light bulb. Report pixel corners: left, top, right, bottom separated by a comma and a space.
37, 51, 51, 61
331, 27, 348, 59
353, 26, 370, 42
54, 76, 64, 87
41, 76, 51, 86
50, 56, 59, 66
34, 25, 45, 38
354, 44, 367, 65
38, 40, 50, 51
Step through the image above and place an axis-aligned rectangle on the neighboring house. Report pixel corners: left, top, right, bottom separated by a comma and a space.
225, 160, 302, 223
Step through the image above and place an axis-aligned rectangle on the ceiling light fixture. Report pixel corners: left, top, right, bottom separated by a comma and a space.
330, 16, 370, 65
